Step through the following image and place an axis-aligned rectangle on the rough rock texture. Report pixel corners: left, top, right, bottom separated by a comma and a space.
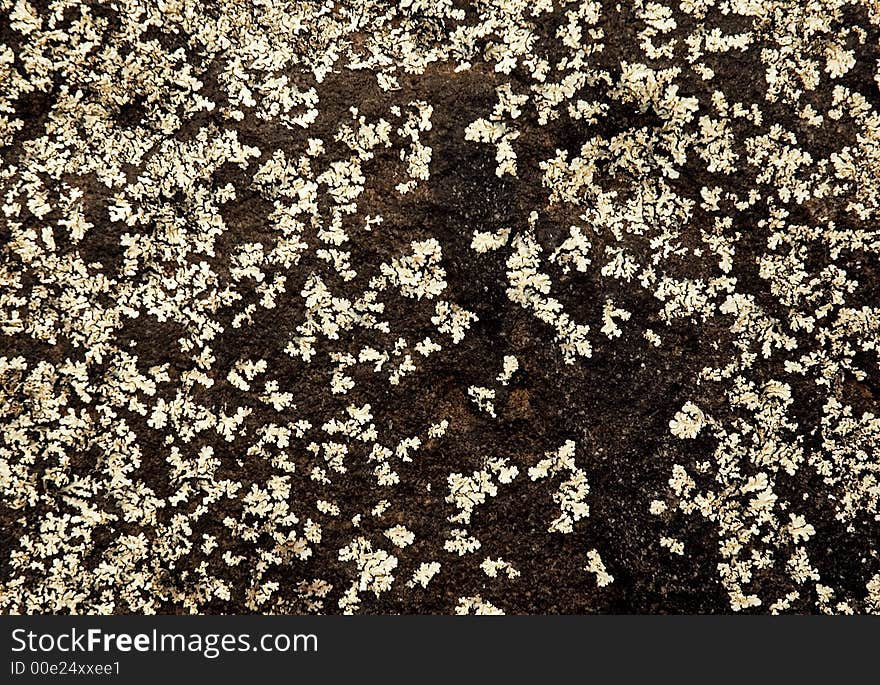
1, 0, 880, 614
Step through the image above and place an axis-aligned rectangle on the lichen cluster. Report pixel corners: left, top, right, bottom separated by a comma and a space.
1, 0, 879, 614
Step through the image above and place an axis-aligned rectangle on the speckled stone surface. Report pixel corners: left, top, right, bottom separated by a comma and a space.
2, 0, 880, 614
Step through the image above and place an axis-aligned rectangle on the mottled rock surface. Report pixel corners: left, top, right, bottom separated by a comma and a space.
2, 0, 880, 614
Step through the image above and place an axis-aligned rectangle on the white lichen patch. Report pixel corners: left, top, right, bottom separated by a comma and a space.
669, 402, 705, 439
585, 549, 614, 588
528, 441, 590, 534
